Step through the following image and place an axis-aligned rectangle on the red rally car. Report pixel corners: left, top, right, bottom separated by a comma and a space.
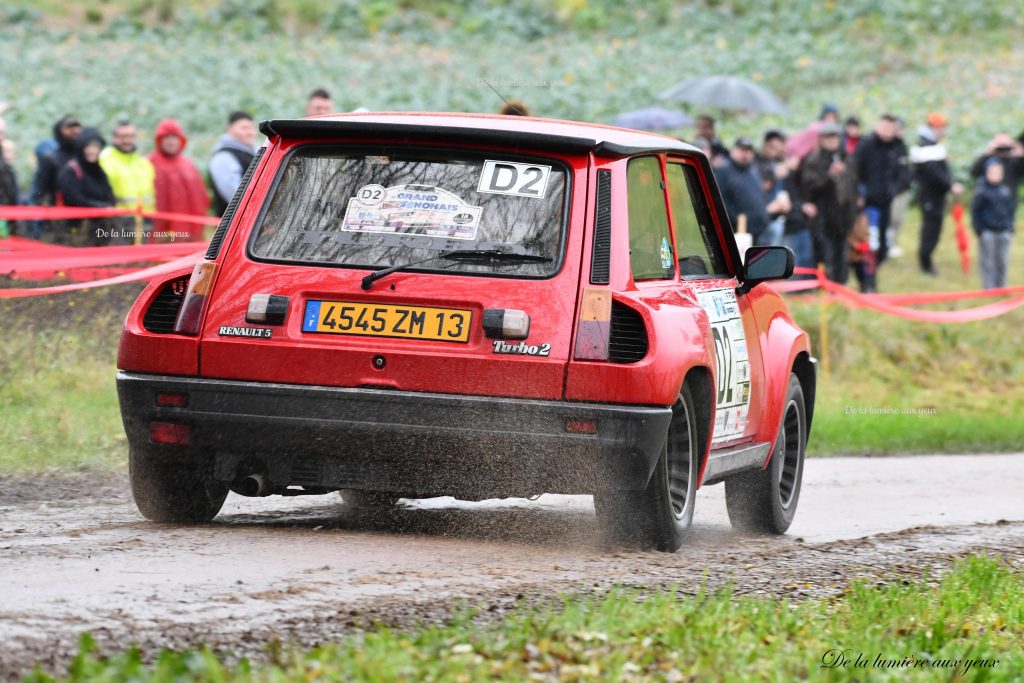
117, 113, 816, 552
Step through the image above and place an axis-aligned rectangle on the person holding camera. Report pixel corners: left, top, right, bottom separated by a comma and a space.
969, 133, 1024, 209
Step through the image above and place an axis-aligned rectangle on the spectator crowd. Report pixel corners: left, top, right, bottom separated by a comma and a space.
690, 106, 1021, 291
0, 88, 336, 246
0, 89, 1018, 290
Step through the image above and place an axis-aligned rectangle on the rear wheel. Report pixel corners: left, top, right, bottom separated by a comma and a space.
594, 384, 699, 552
725, 373, 806, 533
129, 450, 228, 523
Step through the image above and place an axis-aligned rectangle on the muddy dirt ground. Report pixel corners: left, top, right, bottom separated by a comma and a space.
2, 454, 1023, 679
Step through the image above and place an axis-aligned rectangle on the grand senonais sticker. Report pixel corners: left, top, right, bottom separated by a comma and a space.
696, 288, 752, 444
477, 160, 551, 199
341, 184, 482, 240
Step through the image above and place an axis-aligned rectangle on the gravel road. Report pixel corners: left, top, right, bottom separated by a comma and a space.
2, 453, 1023, 679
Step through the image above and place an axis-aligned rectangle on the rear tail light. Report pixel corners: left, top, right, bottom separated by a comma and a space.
246, 294, 289, 325
173, 261, 217, 335
156, 393, 188, 408
482, 309, 531, 340
565, 418, 597, 434
149, 422, 190, 445
573, 288, 612, 361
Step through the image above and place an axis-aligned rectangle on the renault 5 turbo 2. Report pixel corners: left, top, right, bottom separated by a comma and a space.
117, 112, 816, 552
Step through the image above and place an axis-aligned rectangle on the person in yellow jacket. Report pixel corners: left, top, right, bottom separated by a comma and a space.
99, 119, 155, 244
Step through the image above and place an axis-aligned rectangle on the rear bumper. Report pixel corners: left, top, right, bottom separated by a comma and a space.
116, 372, 672, 497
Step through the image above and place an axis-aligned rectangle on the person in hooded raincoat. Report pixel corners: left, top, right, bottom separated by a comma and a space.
30, 114, 82, 241
148, 118, 210, 241
56, 127, 115, 246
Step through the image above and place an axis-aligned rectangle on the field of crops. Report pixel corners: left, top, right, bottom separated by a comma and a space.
1, 0, 1023, 185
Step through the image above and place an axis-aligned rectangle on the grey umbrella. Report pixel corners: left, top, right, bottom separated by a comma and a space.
660, 75, 788, 115
611, 107, 693, 131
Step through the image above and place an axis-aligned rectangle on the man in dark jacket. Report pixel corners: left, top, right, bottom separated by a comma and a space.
695, 115, 729, 166
854, 114, 910, 268
800, 121, 859, 283
208, 111, 258, 215
30, 115, 83, 241
716, 137, 771, 242
910, 113, 963, 275
56, 128, 116, 246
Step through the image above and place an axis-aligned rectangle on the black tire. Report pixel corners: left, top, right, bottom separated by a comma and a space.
594, 384, 700, 552
338, 490, 401, 509
725, 373, 806, 534
129, 450, 228, 523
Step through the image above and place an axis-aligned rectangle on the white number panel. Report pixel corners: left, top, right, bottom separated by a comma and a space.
696, 288, 751, 444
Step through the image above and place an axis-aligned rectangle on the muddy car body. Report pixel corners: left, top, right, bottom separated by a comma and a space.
117, 113, 816, 551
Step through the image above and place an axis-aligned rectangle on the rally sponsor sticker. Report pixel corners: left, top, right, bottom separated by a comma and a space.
340, 184, 482, 240
696, 288, 751, 444
477, 160, 551, 198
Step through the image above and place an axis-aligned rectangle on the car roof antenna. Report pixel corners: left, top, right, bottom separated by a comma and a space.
482, 79, 527, 116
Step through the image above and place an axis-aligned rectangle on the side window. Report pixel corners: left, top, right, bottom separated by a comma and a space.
626, 156, 675, 280
666, 163, 729, 277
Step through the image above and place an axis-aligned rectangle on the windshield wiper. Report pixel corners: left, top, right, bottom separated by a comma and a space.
360, 249, 552, 290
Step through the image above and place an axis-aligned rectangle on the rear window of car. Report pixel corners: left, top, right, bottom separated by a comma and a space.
249, 148, 569, 278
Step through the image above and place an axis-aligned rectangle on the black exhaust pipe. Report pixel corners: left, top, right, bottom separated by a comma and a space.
234, 472, 269, 497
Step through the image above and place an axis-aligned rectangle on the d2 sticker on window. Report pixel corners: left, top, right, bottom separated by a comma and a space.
477, 160, 551, 199
341, 184, 482, 240
696, 288, 751, 445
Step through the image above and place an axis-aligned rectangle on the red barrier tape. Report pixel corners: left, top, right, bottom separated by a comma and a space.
3, 233, 1022, 321
1, 243, 206, 274
0, 204, 219, 226
0, 251, 203, 298
777, 267, 1024, 322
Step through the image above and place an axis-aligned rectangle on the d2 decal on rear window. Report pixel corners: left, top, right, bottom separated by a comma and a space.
477, 160, 551, 198
341, 184, 482, 240
696, 288, 751, 444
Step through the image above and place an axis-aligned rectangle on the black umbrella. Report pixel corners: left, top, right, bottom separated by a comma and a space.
660, 75, 788, 115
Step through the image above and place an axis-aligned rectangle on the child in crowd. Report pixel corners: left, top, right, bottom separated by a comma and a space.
971, 159, 1015, 289
848, 211, 877, 292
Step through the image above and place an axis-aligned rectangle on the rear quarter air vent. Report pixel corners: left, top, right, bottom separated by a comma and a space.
142, 275, 190, 334
609, 302, 648, 363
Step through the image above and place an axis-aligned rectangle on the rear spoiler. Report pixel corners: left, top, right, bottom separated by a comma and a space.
259, 119, 700, 159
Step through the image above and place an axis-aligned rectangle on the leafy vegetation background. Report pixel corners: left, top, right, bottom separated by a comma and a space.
1, 0, 1023, 183
3, 0, 1024, 469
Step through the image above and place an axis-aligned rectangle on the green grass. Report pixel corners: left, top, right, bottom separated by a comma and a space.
0, 358, 123, 472
24, 553, 1024, 681
794, 211, 1024, 455
0, 286, 138, 473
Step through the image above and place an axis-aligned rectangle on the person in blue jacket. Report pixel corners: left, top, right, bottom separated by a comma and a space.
971, 159, 1015, 290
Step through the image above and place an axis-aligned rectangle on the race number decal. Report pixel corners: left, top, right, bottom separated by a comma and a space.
477, 160, 551, 198
696, 288, 751, 444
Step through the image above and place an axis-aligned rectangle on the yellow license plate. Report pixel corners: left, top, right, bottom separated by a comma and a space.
302, 300, 472, 342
